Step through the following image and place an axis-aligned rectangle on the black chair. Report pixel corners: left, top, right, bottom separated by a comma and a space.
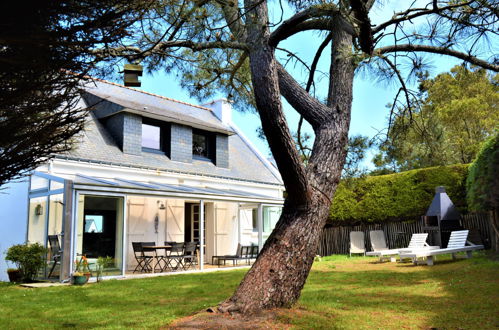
132, 242, 153, 273
180, 242, 198, 270
47, 235, 62, 278
165, 242, 185, 271
249, 245, 259, 264
142, 242, 164, 272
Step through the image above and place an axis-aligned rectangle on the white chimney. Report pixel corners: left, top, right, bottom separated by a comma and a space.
203, 99, 233, 124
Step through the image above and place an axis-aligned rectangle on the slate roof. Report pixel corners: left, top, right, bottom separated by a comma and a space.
83, 79, 234, 135
56, 79, 283, 186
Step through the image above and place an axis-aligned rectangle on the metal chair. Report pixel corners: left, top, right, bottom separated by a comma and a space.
132, 242, 152, 273
47, 235, 62, 278
142, 242, 164, 272
180, 242, 198, 270
165, 242, 185, 271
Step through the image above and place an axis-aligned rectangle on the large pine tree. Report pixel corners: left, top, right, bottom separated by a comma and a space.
93, 0, 498, 313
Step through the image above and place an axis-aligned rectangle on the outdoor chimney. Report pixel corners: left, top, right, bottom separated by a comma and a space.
422, 186, 462, 248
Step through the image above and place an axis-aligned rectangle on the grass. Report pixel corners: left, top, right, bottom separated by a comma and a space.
0, 252, 497, 329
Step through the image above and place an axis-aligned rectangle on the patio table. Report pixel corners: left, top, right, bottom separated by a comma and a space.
142, 245, 171, 273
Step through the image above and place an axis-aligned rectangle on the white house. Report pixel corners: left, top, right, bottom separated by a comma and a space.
0, 78, 284, 282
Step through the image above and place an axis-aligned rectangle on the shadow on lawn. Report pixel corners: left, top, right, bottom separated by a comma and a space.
288, 253, 499, 329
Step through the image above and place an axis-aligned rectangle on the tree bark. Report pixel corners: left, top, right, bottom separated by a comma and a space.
219, 1, 354, 314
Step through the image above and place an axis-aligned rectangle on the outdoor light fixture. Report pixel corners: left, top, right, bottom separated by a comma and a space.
157, 200, 166, 210
35, 204, 43, 215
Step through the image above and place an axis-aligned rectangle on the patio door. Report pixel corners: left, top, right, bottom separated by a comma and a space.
190, 204, 205, 243
75, 195, 124, 276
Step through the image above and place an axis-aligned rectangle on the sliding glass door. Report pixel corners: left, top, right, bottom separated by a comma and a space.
75, 194, 124, 276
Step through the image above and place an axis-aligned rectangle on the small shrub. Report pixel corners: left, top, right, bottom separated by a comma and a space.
5, 243, 48, 282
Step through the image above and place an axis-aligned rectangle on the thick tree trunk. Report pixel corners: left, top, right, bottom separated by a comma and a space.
219, 1, 354, 314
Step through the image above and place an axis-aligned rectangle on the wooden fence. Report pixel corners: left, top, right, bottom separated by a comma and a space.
318, 213, 491, 256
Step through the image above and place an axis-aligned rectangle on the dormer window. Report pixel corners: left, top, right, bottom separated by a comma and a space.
193, 129, 215, 161
142, 123, 160, 150
141, 118, 170, 155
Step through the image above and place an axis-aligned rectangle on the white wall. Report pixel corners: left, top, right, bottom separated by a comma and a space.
0, 179, 29, 281
126, 197, 185, 270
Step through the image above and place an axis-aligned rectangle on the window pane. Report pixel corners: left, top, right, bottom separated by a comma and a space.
27, 197, 48, 244
193, 133, 207, 157
50, 180, 64, 191
142, 124, 161, 149
252, 208, 258, 231
30, 175, 48, 190
263, 206, 281, 233
85, 215, 104, 233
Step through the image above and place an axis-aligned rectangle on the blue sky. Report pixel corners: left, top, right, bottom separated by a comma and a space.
135, 2, 485, 165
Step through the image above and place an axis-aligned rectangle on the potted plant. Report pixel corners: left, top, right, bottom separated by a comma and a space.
7, 268, 22, 283
96, 256, 114, 282
5, 242, 48, 283
72, 255, 91, 285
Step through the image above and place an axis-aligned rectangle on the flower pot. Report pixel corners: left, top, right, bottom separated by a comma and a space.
7, 269, 22, 283
72, 275, 88, 285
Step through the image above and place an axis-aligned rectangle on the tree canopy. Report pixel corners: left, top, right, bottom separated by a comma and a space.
0, 1, 152, 186
374, 65, 498, 171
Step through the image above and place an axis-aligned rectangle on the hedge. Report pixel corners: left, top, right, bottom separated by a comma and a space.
466, 134, 499, 212
329, 164, 469, 224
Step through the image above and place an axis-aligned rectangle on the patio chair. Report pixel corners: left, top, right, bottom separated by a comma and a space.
369, 230, 388, 252
165, 242, 185, 271
399, 230, 484, 266
47, 235, 62, 278
249, 244, 259, 262
142, 242, 165, 272
349, 231, 366, 257
366, 233, 432, 262
179, 242, 198, 270
132, 242, 153, 273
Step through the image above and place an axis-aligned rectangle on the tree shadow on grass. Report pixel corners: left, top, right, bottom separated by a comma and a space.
284, 253, 498, 329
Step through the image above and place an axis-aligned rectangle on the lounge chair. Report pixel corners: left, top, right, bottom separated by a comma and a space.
349, 231, 366, 256
366, 233, 432, 262
398, 230, 484, 266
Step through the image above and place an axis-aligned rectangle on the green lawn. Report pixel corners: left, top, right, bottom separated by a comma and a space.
0, 253, 497, 329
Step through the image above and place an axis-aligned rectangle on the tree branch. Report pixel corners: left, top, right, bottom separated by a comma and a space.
376, 44, 499, 72
350, 0, 374, 54
96, 40, 248, 60
373, 1, 474, 34
277, 62, 331, 130
217, 0, 247, 40
269, 4, 347, 47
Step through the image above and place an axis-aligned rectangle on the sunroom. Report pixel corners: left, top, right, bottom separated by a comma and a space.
27, 171, 283, 282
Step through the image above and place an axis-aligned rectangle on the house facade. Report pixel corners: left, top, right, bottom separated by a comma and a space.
0, 79, 284, 282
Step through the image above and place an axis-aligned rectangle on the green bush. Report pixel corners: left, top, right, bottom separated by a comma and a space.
5, 243, 48, 282
466, 134, 499, 212
330, 164, 469, 223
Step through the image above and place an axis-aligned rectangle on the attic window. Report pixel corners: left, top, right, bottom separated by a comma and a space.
193, 129, 215, 161
141, 119, 171, 156
142, 123, 161, 150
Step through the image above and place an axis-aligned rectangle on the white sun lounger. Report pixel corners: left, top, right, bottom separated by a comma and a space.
366, 233, 432, 262
398, 230, 484, 266
349, 231, 366, 256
